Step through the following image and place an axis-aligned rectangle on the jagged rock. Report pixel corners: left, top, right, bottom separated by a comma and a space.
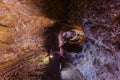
0, 0, 120, 80
0, 0, 54, 80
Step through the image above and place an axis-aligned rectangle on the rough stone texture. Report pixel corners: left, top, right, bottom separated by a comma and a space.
68, 0, 120, 80
0, 0, 120, 80
0, 0, 55, 80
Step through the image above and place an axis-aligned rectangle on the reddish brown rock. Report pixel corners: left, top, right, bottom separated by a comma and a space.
0, 0, 55, 80
0, 0, 119, 80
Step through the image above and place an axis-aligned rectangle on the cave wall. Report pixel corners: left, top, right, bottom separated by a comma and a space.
0, 0, 55, 79
0, 0, 120, 80
68, 0, 120, 80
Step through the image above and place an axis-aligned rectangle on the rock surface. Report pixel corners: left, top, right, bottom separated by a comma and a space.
0, 0, 55, 80
68, 0, 120, 80
0, 0, 120, 80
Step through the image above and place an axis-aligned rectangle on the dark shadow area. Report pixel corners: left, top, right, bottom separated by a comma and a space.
34, 0, 72, 21
41, 53, 61, 80
43, 22, 83, 54
62, 43, 82, 53
43, 22, 62, 54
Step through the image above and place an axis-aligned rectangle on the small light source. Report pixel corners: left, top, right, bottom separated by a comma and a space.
43, 56, 49, 63
49, 55, 53, 58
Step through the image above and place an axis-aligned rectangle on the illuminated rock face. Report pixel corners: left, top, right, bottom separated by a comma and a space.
0, 0, 85, 80
0, 0, 55, 79
0, 0, 120, 80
